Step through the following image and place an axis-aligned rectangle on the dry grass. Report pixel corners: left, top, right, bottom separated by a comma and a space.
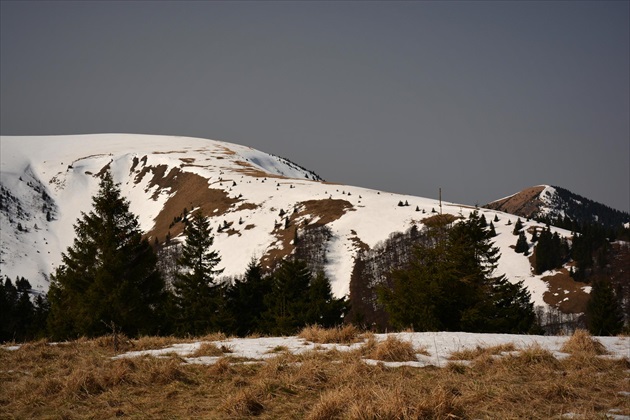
449, 342, 517, 360
560, 329, 608, 356
298, 324, 361, 344
359, 335, 428, 362
191, 342, 224, 357
1, 335, 628, 419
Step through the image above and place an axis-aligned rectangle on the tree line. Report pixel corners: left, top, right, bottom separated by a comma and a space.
1, 172, 624, 342
42, 172, 346, 341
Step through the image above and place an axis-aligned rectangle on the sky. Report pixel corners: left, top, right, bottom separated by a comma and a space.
1, 1, 629, 212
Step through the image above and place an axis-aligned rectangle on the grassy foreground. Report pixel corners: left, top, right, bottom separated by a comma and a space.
1, 329, 628, 419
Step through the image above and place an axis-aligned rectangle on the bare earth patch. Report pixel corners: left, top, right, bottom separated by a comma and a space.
541, 268, 590, 313
139, 167, 242, 242
484, 185, 546, 218
260, 199, 354, 270
422, 213, 459, 228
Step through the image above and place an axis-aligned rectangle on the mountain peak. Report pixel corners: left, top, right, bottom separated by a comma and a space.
485, 185, 630, 229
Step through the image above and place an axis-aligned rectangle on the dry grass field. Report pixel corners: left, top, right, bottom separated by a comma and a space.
1, 329, 628, 419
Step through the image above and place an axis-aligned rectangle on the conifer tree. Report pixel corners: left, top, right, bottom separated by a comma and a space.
307, 271, 347, 328
260, 259, 345, 335
380, 211, 536, 333
262, 259, 312, 335
172, 210, 224, 335
534, 226, 565, 274
48, 172, 166, 339
225, 259, 271, 336
0, 276, 48, 342
586, 279, 624, 336
515, 231, 529, 254
489, 222, 497, 237
513, 218, 523, 235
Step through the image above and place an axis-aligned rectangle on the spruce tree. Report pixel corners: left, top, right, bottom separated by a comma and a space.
515, 231, 529, 254
226, 259, 271, 336
172, 210, 224, 336
380, 211, 537, 333
586, 279, 624, 336
48, 171, 166, 339
261, 259, 312, 335
307, 271, 347, 328
513, 218, 523, 235
489, 222, 497, 237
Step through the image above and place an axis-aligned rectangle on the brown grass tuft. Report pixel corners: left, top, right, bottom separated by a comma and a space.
415, 385, 465, 419
449, 343, 517, 360
364, 335, 426, 362
499, 344, 561, 372
298, 324, 361, 344
208, 357, 233, 376
143, 356, 192, 385
131, 335, 183, 351
197, 332, 228, 342
306, 388, 351, 420
191, 342, 224, 357
560, 329, 608, 356
221, 388, 265, 416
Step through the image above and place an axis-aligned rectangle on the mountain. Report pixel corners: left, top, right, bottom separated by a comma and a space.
484, 185, 630, 230
0, 134, 587, 315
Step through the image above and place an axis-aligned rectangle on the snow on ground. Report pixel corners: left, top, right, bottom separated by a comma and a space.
112, 332, 630, 368
1, 134, 581, 308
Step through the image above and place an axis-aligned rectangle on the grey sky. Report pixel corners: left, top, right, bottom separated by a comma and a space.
2, 1, 628, 212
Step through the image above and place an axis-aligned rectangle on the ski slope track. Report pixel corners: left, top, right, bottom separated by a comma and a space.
1, 134, 584, 311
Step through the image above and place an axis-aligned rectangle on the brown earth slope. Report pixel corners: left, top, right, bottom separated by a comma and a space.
485, 186, 546, 219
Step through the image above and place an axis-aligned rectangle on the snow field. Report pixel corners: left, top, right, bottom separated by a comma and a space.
112, 331, 630, 368
1, 134, 581, 308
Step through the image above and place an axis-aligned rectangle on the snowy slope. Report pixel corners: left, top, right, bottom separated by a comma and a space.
0, 134, 583, 311
486, 184, 630, 230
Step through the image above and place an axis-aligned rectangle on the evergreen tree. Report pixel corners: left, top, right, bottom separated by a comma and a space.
262, 259, 312, 335
482, 277, 538, 334
0, 276, 48, 342
379, 231, 449, 331
534, 226, 566, 274
586, 279, 624, 336
172, 210, 224, 336
515, 231, 529, 254
0, 277, 18, 342
48, 172, 166, 339
513, 218, 523, 235
307, 271, 347, 328
489, 222, 497, 237
225, 260, 271, 336
380, 211, 536, 333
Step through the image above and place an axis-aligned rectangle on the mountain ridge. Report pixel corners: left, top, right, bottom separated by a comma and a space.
485, 185, 630, 230
1, 134, 589, 314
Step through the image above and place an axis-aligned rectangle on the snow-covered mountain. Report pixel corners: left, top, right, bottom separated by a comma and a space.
1, 134, 586, 312
485, 185, 630, 229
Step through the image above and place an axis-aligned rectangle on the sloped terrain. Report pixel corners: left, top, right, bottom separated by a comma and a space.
1, 134, 582, 311
485, 185, 630, 229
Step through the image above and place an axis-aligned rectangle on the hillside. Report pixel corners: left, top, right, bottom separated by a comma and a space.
485, 185, 630, 230
1, 134, 584, 313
